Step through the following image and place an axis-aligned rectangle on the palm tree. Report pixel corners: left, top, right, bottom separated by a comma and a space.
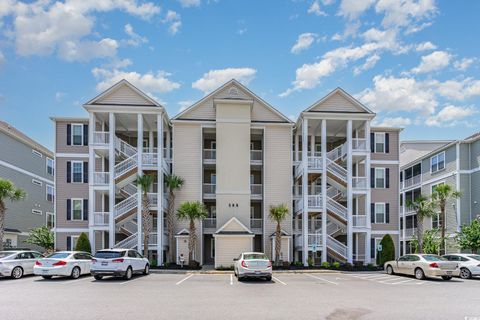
407, 196, 435, 254
134, 174, 155, 258
269, 204, 289, 265
165, 174, 184, 263
176, 201, 208, 266
0, 179, 26, 251
431, 184, 462, 255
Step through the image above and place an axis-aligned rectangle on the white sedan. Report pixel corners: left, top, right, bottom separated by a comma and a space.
443, 254, 480, 279
0, 250, 44, 279
233, 252, 272, 281
34, 251, 93, 279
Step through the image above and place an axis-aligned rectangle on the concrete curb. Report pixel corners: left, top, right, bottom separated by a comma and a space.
150, 269, 343, 275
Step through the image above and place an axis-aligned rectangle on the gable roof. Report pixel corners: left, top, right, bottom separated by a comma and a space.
303, 87, 374, 114
0, 120, 53, 157
175, 228, 190, 236
215, 217, 253, 234
172, 79, 293, 123
269, 229, 291, 238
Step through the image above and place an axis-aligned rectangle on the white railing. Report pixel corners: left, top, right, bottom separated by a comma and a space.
203, 218, 216, 229
142, 153, 158, 167
142, 147, 158, 153
308, 156, 322, 170
294, 162, 303, 177
163, 148, 171, 159
294, 199, 303, 214
295, 235, 303, 248
308, 234, 322, 250
93, 212, 109, 226
327, 197, 347, 220
327, 235, 347, 258
203, 183, 216, 195
327, 222, 344, 235
403, 175, 421, 189
352, 215, 367, 227
93, 131, 109, 145
352, 138, 367, 151
308, 195, 322, 208
120, 184, 137, 197
352, 177, 367, 189
327, 144, 346, 161
115, 137, 137, 158
93, 172, 109, 185
147, 232, 157, 246
250, 150, 262, 162
114, 194, 137, 219
114, 233, 138, 249
327, 186, 344, 199
114, 154, 137, 178
403, 228, 417, 238
121, 220, 137, 235
250, 218, 262, 230
147, 193, 158, 207
327, 159, 347, 182
203, 149, 216, 161
251, 184, 262, 196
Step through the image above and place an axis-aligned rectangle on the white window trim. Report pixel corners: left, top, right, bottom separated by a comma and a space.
70, 236, 79, 250
374, 202, 386, 224
210, 141, 216, 149
32, 179, 43, 186
430, 151, 446, 173
32, 209, 42, 215
71, 161, 84, 183
32, 149, 43, 158
46, 157, 54, 175
374, 167, 386, 189
46, 212, 55, 229
71, 123, 84, 146
71, 198, 84, 221
46, 185, 54, 202
374, 132, 386, 153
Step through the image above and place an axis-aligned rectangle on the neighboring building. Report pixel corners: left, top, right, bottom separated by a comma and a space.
399, 132, 480, 254
0, 120, 54, 248
292, 89, 401, 266
53, 80, 402, 267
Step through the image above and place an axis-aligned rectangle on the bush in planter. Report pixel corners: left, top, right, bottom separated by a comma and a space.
376, 234, 395, 266
321, 261, 330, 268
332, 261, 341, 269
74, 232, 91, 253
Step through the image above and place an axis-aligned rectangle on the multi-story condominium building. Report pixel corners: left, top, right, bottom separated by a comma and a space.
292, 89, 401, 266
399, 133, 480, 254
0, 121, 54, 248
53, 79, 401, 267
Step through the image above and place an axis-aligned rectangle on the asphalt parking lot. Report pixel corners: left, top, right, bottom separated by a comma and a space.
1, 271, 479, 320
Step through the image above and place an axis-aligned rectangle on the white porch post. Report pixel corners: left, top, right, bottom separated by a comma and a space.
157, 114, 163, 265
166, 127, 171, 159
302, 118, 309, 266
149, 130, 154, 153
346, 120, 353, 263
108, 113, 116, 248
321, 119, 327, 263
294, 131, 299, 162
402, 192, 406, 255
88, 112, 95, 251
365, 121, 372, 264
137, 114, 144, 251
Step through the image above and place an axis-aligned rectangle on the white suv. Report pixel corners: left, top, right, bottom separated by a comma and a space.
90, 249, 149, 280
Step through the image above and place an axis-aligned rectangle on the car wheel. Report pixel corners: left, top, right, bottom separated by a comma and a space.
237, 275, 244, 282
42, 275, 53, 280
94, 275, 103, 280
460, 268, 472, 279
124, 267, 133, 280
386, 265, 394, 275
414, 268, 425, 280
71, 267, 81, 279
266, 276, 272, 281
11, 266, 23, 279
441, 276, 452, 281
143, 264, 149, 275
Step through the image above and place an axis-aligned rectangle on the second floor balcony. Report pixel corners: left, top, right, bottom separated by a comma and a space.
402, 174, 422, 189
202, 149, 263, 165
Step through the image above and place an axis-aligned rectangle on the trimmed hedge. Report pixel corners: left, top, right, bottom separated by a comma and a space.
376, 234, 395, 266
75, 232, 92, 253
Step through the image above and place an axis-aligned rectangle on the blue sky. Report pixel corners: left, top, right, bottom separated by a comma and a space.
0, 0, 479, 150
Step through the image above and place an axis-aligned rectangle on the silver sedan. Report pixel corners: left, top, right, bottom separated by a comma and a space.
0, 250, 44, 279
233, 252, 272, 281
384, 254, 460, 280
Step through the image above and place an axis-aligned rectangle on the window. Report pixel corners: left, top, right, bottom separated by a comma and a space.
72, 124, 83, 146
32, 209, 42, 215
72, 199, 83, 221
46, 158, 54, 175
32, 179, 43, 186
375, 133, 385, 153
210, 141, 216, 149
210, 174, 216, 185
46, 185, 54, 202
430, 152, 445, 173
432, 213, 443, 229
46, 212, 55, 229
71, 236, 79, 250
375, 203, 386, 224
375, 168, 385, 188
32, 149, 43, 158
72, 161, 83, 183
128, 250, 137, 258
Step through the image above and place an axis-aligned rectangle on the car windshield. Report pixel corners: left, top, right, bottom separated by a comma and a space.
422, 255, 447, 261
46, 252, 71, 259
467, 255, 480, 261
0, 252, 16, 259
95, 251, 125, 259
243, 253, 268, 260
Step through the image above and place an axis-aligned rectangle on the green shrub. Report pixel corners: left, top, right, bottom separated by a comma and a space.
321, 261, 330, 268
294, 261, 303, 267
164, 262, 170, 268
376, 234, 395, 266
74, 232, 91, 253
307, 257, 314, 267
150, 259, 157, 268
332, 262, 341, 269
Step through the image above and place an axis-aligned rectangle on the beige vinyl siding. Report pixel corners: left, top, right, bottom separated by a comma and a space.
371, 164, 399, 231
96, 85, 153, 106
310, 92, 365, 113
251, 101, 286, 122
214, 236, 252, 268
55, 232, 83, 251
263, 125, 293, 261
371, 129, 400, 162
55, 121, 89, 154
180, 99, 216, 120
271, 237, 290, 261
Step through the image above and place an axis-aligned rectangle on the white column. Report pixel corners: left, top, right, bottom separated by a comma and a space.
88, 112, 95, 251
108, 113, 116, 248
166, 127, 171, 159
321, 119, 327, 263
149, 131, 154, 153
402, 192, 406, 255
301, 119, 309, 266
365, 121, 371, 264
346, 120, 353, 263
137, 114, 144, 251
294, 131, 299, 162
157, 114, 163, 265
310, 133, 315, 156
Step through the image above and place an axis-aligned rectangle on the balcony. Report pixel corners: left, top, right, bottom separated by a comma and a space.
92, 131, 109, 146
250, 150, 263, 165
352, 215, 367, 227
93, 212, 109, 226
251, 184, 262, 200
294, 234, 322, 249
251, 218, 262, 233
352, 177, 367, 190
203, 183, 216, 199
203, 149, 216, 164
142, 153, 158, 168
403, 228, 417, 238
352, 138, 367, 152
308, 195, 322, 209
147, 193, 158, 208
93, 172, 109, 186
203, 218, 216, 233
403, 175, 421, 189
308, 156, 323, 170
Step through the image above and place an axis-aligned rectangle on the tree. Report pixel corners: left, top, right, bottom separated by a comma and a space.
456, 219, 480, 254
431, 184, 462, 255
176, 201, 208, 266
25, 226, 54, 253
135, 174, 155, 258
0, 178, 26, 251
407, 196, 435, 254
165, 174, 184, 263
376, 234, 395, 266
269, 204, 289, 265
75, 232, 92, 253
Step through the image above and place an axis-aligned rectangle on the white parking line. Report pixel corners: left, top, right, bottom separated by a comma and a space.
230, 274, 233, 285
388, 278, 417, 285
176, 274, 194, 285
272, 276, 287, 285
304, 273, 338, 285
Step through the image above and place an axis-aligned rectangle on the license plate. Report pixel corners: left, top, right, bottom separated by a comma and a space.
255, 271, 261, 274
446, 271, 452, 275
101, 262, 108, 266
42, 269, 48, 273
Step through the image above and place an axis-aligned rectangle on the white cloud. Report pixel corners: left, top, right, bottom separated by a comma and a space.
192, 67, 257, 94
0, 50, 4, 65
339, 0, 375, 20
425, 105, 477, 127
454, 58, 476, 71
92, 67, 181, 94
375, 117, 412, 127
410, 50, 452, 74
308, 1, 327, 16
354, 54, 380, 75
291, 33, 317, 54
415, 41, 436, 51
58, 38, 118, 62
375, 0, 437, 31
123, 23, 148, 47
163, 10, 181, 35
435, 78, 480, 101
177, 0, 201, 8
